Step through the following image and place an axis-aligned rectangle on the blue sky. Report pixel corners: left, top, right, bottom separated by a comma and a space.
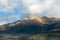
0, 0, 60, 25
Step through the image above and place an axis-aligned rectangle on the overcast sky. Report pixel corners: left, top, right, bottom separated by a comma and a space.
0, 0, 60, 25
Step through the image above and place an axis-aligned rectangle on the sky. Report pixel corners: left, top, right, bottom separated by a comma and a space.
0, 0, 60, 25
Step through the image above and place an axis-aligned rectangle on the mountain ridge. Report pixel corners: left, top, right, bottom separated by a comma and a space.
0, 16, 60, 34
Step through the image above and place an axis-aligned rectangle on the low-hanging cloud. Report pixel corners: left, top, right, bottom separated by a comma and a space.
21, 0, 60, 18
21, 0, 54, 14
0, 15, 20, 21
0, 15, 20, 25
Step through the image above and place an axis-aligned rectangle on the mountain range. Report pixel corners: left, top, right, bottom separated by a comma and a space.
0, 15, 60, 34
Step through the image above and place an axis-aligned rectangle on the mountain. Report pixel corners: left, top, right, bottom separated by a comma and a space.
24, 15, 53, 24
0, 15, 60, 34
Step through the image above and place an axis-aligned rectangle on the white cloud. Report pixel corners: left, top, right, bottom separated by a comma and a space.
0, 15, 20, 25
0, 0, 21, 25
28, 4, 43, 14
21, 0, 60, 18
0, 0, 19, 13
21, 0, 54, 14
0, 0, 60, 18
0, 21, 7, 25
0, 15, 20, 21
44, 0, 60, 18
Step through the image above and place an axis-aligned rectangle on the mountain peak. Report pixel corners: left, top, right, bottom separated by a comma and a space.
24, 15, 52, 24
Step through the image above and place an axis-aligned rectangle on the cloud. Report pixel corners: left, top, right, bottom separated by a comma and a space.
21, 0, 54, 14
0, 15, 20, 25
0, 21, 7, 25
43, 0, 60, 18
0, 0, 19, 13
0, 0, 60, 18
21, 0, 60, 18
0, 15, 20, 21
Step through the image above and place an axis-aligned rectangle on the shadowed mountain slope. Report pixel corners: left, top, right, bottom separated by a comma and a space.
0, 16, 60, 34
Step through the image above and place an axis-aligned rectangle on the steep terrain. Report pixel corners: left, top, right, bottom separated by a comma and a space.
0, 16, 60, 34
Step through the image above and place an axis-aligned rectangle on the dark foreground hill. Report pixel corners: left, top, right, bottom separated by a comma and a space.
0, 16, 60, 34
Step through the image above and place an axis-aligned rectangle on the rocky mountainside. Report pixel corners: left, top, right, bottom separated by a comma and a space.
0, 16, 60, 34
